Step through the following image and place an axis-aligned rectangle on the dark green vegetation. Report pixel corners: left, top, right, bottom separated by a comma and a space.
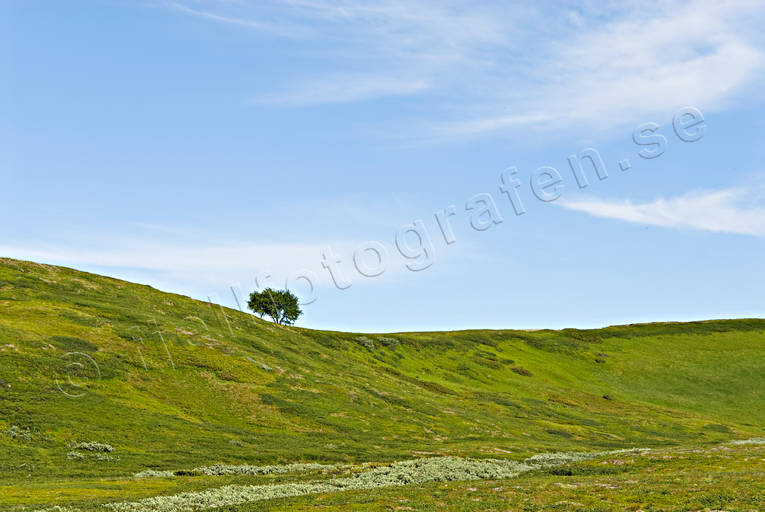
0, 257, 763, 509
247, 288, 302, 325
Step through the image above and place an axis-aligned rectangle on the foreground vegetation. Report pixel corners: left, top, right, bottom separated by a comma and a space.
5, 441, 764, 511
246, 440, 765, 512
0, 257, 763, 509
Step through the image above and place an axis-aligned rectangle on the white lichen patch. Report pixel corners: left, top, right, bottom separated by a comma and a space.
729, 438, 765, 445
134, 470, 176, 478
68, 441, 114, 452
108, 456, 572, 512
193, 462, 338, 476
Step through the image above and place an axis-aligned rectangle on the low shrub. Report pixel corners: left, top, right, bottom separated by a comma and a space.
4, 425, 32, 441
378, 337, 399, 348
134, 469, 175, 478
67, 450, 118, 461
173, 469, 202, 477
511, 366, 533, 377
354, 336, 375, 350
135, 462, 339, 479
94, 453, 120, 461
68, 441, 113, 452
729, 438, 765, 445
702, 423, 731, 433
66, 451, 85, 460
524, 448, 642, 467
192, 462, 338, 476
107, 457, 531, 512
107, 448, 651, 511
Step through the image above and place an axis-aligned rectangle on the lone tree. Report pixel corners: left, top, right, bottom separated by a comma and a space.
247, 288, 302, 325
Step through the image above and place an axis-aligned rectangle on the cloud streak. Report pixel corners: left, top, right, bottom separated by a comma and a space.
0, 240, 353, 288
251, 74, 430, 106
164, 1, 306, 37
559, 188, 765, 237
162, 0, 765, 136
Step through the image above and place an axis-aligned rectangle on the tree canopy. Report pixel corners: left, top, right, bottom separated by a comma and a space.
247, 288, 302, 325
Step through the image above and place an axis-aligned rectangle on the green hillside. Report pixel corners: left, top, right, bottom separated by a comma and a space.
1, 257, 764, 510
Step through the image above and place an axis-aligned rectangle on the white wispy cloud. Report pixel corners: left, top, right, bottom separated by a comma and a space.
0, 227, 462, 305
164, 1, 307, 37
559, 187, 765, 236
447, 0, 764, 136
0, 241, 341, 292
161, 0, 765, 135
251, 74, 430, 105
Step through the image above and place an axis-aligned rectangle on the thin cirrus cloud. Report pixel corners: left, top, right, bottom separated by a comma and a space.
0, 240, 352, 307
559, 188, 765, 237
438, 1, 765, 136
164, 1, 308, 37
250, 75, 430, 106
0, 241, 338, 287
162, 0, 765, 135
0, 232, 457, 301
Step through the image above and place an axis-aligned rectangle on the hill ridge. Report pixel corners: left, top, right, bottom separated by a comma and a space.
1, 257, 764, 489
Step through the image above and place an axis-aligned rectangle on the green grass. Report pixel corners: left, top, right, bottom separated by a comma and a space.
0, 257, 763, 510
236, 441, 765, 511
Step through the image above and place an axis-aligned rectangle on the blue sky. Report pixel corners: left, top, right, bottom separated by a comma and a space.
3, 0, 765, 332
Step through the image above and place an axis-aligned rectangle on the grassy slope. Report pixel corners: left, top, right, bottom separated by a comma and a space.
0, 257, 763, 507
244, 442, 765, 512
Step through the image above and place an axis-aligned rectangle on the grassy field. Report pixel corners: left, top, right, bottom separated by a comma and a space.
241, 440, 765, 511
0, 257, 763, 510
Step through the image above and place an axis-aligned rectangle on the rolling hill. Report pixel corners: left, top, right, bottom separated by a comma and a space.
1, 257, 764, 510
